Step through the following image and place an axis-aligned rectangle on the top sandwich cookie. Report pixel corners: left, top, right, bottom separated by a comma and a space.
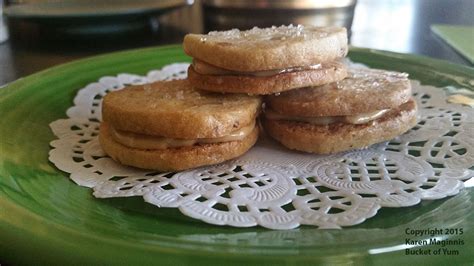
184, 25, 348, 95
100, 79, 261, 171
263, 68, 418, 154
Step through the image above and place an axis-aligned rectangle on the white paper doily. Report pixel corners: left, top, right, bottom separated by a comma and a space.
49, 63, 474, 230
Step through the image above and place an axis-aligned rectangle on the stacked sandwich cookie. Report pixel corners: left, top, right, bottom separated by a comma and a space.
263, 68, 418, 154
184, 25, 348, 95
99, 80, 261, 171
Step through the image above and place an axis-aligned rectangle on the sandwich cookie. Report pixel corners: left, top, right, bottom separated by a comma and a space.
263, 68, 418, 154
184, 25, 348, 95
100, 79, 261, 171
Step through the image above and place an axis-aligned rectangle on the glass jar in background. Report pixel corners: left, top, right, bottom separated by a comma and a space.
201, 0, 357, 34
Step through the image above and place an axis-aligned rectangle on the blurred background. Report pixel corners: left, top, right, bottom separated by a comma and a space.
1, 0, 473, 85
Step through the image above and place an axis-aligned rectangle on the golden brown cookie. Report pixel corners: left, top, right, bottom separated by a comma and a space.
183, 25, 349, 95
102, 79, 261, 138
188, 61, 348, 95
266, 68, 412, 116
262, 68, 417, 154
184, 25, 348, 71
263, 100, 418, 154
100, 122, 259, 171
100, 79, 261, 171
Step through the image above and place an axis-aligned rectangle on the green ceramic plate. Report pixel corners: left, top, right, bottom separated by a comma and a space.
0, 45, 473, 265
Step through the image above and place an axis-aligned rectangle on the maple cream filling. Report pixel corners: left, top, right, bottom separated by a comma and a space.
192, 59, 323, 77
265, 109, 390, 125
110, 123, 255, 150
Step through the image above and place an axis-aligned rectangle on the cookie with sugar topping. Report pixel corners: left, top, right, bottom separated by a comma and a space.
262, 68, 418, 154
184, 25, 348, 71
100, 79, 261, 171
183, 25, 349, 95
